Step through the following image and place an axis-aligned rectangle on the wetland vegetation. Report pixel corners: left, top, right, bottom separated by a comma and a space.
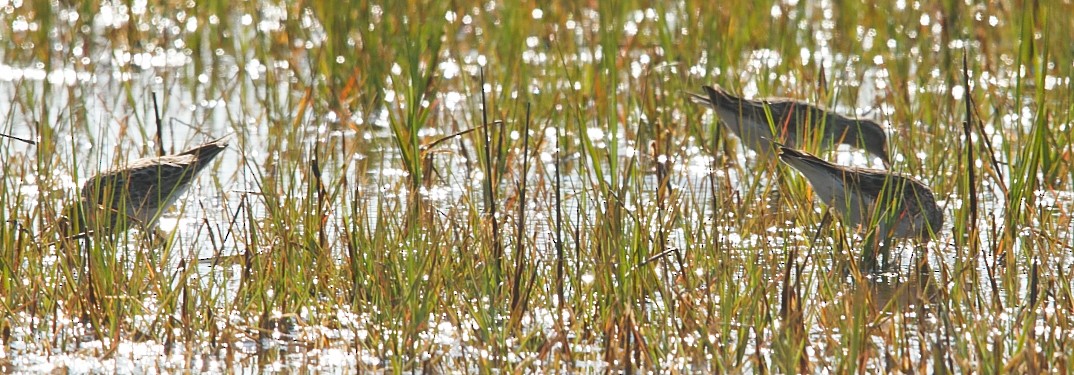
1, 0, 1073, 372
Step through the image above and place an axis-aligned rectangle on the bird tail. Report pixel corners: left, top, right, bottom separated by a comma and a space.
686, 85, 745, 110
701, 85, 746, 111
181, 134, 231, 169
686, 91, 711, 106
775, 143, 808, 160
776, 144, 836, 171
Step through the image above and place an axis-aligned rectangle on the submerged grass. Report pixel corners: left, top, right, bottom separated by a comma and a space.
2, 0, 1074, 372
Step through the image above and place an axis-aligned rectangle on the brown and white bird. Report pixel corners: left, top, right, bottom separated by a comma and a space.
689, 85, 891, 167
63, 135, 230, 236
777, 144, 942, 242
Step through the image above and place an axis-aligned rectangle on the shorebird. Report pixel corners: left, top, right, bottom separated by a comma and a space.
777, 144, 942, 242
689, 85, 891, 167
62, 135, 231, 237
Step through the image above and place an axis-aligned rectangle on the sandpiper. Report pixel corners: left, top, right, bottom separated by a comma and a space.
690, 85, 891, 167
777, 144, 942, 242
63, 135, 231, 236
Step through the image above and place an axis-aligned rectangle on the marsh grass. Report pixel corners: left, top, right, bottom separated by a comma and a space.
1, 0, 1074, 372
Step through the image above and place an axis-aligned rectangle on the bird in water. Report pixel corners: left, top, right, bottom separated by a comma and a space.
61, 135, 231, 238
776, 144, 942, 242
689, 85, 891, 168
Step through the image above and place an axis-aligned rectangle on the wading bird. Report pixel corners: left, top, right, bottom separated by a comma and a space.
62, 135, 231, 237
690, 85, 891, 167
777, 144, 942, 242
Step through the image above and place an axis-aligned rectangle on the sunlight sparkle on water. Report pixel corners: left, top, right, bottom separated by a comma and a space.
585, 127, 605, 142
770, 4, 782, 18
444, 91, 464, 110
440, 59, 461, 79
746, 49, 782, 71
